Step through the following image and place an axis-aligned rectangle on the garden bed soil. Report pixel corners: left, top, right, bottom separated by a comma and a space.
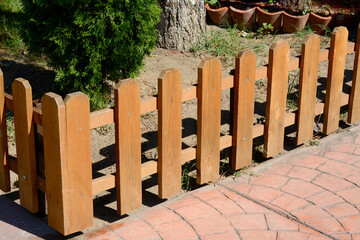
0, 25, 357, 233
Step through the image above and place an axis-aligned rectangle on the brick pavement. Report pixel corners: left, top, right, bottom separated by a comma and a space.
3, 125, 360, 240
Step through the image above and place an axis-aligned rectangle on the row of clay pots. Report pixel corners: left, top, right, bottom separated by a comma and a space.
206, 4, 358, 34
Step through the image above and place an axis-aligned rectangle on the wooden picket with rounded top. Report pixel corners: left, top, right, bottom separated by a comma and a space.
0, 69, 10, 192
264, 40, 290, 158
196, 58, 222, 184
297, 34, 321, 145
323, 27, 349, 135
12, 78, 38, 213
158, 69, 182, 199
232, 50, 256, 170
348, 24, 360, 124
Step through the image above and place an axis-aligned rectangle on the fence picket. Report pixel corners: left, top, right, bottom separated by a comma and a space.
231, 50, 256, 170
64, 92, 93, 232
114, 79, 142, 215
297, 34, 320, 145
12, 78, 38, 213
348, 24, 360, 124
324, 27, 349, 134
197, 58, 222, 184
0, 69, 10, 192
264, 40, 290, 158
158, 69, 182, 199
42, 93, 68, 234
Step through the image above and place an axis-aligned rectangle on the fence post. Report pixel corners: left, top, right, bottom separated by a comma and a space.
323, 27, 348, 134
264, 40, 290, 158
42, 92, 93, 235
197, 58, 222, 184
297, 34, 320, 145
114, 79, 142, 215
231, 50, 256, 170
0, 69, 10, 192
12, 78, 38, 213
158, 69, 182, 199
348, 24, 360, 124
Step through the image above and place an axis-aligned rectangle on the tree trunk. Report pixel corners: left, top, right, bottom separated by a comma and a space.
157, 0, 206, 51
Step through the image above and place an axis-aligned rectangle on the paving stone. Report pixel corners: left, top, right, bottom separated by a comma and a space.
291, 205, 330, 221
84, 227, 121, 240
326, 143, 356, 154
189, 216, 233, 236
338, 215, 360, 233
200, 231, 239, 240
239, 230, 277, 240
139, 207, 180, 226
337, 188, 360, 204
175, 202, 220, 221
227, 214, 268, 231
270, 193, 309, 212
323, 151, 360, 165
286, 166, 321, 181
154, 220, 198, 240
109, 219, 160, 240
306, 191, 344, 208
325, 202, 360, 218
312, 173, 354, 192
281, 179, 323, 198
250, 173, 289, 189
291, 155, 327, 169
248, 185, 283, 202
317, 160, 359, 178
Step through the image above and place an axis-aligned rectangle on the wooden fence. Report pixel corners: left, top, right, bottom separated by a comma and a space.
0, 25, 359, 235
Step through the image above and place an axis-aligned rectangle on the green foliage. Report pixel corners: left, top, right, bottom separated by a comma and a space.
0, 0, 26, 56
20, 0, 160, 110
257, 23, 274, 35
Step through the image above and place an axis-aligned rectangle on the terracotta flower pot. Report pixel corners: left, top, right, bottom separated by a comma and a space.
230, 6, 256, 30
334, 13, 357, 29
282, 12, 309, 33
256, 7, 283, 33
309, 12, 333, 35
206, 4, 231, 26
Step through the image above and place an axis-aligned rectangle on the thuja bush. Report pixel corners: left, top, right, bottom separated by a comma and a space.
20, 0, 160, 110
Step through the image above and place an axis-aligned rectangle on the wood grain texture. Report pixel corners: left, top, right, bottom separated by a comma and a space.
42, 92, 68, 234
348, 24, 360, 124
297, 34, 320, 145
158, 69, 182, 199
231, 50, 256, 170
323, 27, 349, 135
264, 40, 290, 158
196, 58, 222, 184
114, 79, 142, 215
12, 78, 38, 213
0, 69, 10, 192
63, 92, 93, 232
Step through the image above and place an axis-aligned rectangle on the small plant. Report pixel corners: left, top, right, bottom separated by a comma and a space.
206, 0, 221, 8
182, 161, 196, 191
257, 23, 274, 35
309, 139, 320, 146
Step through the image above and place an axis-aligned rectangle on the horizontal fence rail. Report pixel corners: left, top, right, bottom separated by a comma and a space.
0, 25, 359, 235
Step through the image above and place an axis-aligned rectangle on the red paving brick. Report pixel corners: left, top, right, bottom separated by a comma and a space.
286, 165, 321, 181
317, 160, 359, 178
281, 179, 323, 198
312, 173, 354, 192
270, 193, 309, 212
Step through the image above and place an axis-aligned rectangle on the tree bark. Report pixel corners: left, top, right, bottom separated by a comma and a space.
157, 0, 206, 51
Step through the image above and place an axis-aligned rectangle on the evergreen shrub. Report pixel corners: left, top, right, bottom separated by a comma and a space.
20, 0, 160, 110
